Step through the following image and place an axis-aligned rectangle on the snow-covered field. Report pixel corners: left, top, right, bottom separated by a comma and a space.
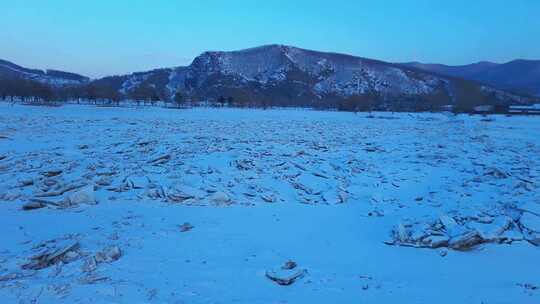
0, 103, 539, 303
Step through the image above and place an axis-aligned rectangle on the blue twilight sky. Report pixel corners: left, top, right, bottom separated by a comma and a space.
1, 0, 539, 78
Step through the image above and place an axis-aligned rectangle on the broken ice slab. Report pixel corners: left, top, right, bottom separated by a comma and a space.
266, 261, 307, 286
22, 240, 80, 270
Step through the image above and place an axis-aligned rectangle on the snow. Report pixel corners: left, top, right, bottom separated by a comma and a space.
0, 103, 539, 303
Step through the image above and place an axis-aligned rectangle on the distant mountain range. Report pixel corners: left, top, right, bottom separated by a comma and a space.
401, 60, 540, 97
1, 45, 538, 110
0, 59, 89, 87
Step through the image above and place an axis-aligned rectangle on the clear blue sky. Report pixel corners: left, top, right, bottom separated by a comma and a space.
1, 0, 539, 78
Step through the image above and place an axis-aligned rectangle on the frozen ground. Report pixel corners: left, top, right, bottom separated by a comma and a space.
0, 103, 539, 303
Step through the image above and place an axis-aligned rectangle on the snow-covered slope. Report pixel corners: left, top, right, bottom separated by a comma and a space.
106, 45, 536, 107
0, 59, 89, 87
90, 67, 187, 99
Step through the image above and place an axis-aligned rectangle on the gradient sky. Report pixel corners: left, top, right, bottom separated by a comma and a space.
1, 0, 539, 78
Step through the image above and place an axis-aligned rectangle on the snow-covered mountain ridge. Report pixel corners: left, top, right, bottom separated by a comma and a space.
0, 59, 89, 87
109, 45, 536, 108
2, 45, 538, 108
401, 59, 540, 97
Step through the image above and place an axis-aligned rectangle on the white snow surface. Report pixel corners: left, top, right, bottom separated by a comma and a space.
0, 103, 539, 303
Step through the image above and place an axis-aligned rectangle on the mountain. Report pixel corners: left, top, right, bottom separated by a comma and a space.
401, 60, 540, 97
2, 45, 537, 109
183, 45, 450, 107
96, 45, 534, 110
403, 61, 498, 79
0, 59, 89, 87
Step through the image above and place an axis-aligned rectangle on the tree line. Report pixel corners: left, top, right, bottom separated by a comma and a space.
0, 76, 515, 113
0, 78, 54, 103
